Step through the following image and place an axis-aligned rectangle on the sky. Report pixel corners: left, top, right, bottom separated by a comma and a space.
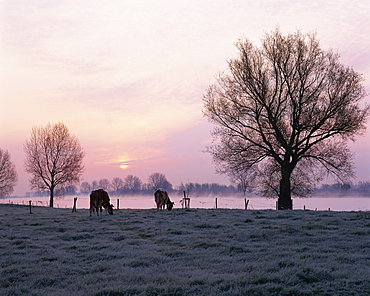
1, 0, 370, 196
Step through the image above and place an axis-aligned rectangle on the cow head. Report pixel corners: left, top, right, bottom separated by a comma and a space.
107, 204, 114, 215
167, 201, 174, 211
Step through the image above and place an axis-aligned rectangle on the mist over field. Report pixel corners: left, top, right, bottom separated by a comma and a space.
2, 194, 370, 212
1, 204, 369, 295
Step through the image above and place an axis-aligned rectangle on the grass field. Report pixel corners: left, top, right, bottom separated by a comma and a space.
1, 204, 369, 296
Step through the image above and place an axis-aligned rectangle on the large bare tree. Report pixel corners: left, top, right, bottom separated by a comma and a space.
24, 122, 85, 207
0, 148, 18, 197
203, 29, 369, 209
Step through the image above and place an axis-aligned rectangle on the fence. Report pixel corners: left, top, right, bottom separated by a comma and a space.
1, 195, 276, 210
1, 195, 368, 211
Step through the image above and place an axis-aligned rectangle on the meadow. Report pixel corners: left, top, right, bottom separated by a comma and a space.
1, 204, 369, 296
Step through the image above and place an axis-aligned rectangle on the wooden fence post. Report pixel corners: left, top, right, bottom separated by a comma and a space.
182, 191, 190, 209
117, 199, 120, 210
72, 197, 77, 212
244, 199, 249, 210
29, 201, 32, 214
215, 198, 218, 209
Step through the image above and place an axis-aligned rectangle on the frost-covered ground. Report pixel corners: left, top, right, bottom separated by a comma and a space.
1, 204, 369, 296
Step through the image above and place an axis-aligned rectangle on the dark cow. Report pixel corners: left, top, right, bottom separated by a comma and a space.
90, 189, 114, 216
154, 188, 174, 211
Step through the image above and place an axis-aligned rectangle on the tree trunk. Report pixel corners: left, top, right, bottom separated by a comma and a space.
49, 186, 54, 208
278, 168, 293, 210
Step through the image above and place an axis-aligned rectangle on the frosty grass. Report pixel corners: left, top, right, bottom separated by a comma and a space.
1, 204, 369, 295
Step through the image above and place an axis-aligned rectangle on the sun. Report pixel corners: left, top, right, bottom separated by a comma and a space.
120, 164, 129, 170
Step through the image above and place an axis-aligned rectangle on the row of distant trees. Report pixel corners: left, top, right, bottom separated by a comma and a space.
48, 178, 240, 197
28, 179, 370, 198
81, 172, 173, 195
314, 182, 370, 196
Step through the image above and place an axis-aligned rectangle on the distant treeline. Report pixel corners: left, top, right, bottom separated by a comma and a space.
314, 181, 370, 197
24, 176, 370, 198
25, 174, 239, 197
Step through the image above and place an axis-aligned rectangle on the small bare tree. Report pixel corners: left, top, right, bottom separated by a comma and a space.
98, 178, 111, 191
111, 177, 124, 194
148, 172, 172, 191
228, 165, 256, 196
91, 180, 98, 190
124, 175, 142, 193
0, 148, 18, 197
203, 28, 369, 209
80, 181, 91, 194
24, 122, 85, 207
180, 181, 195, 198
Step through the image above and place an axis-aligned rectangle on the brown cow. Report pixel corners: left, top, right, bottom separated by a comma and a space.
154, 188, 174, 211
90, 189, 114, 216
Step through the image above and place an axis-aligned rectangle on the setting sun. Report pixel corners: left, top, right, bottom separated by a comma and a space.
120, 164, 129, 170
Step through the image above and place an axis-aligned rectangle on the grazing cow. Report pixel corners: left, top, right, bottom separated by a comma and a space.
90, 189, 114, 216
154, 188, 174, 211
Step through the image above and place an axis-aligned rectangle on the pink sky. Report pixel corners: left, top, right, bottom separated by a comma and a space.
1, 0, 370, 196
